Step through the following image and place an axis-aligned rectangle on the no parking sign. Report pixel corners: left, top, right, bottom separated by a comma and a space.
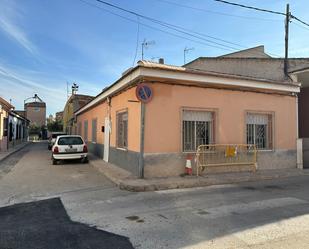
136, 83, 153, 103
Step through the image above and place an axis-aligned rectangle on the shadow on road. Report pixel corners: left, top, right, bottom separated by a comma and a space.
0, 198, 134, 249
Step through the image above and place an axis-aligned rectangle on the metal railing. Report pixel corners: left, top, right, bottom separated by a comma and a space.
196, 144, 257, 176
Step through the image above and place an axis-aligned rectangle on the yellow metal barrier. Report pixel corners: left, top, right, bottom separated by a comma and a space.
196, 144, 257, 176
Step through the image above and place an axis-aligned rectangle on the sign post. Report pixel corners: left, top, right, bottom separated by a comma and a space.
136, 84, 153, 178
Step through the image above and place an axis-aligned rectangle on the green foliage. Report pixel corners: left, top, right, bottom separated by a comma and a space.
29, 124, 41, 135
47, 120, 63, 132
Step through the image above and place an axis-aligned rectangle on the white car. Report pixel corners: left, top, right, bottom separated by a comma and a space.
51, 135, 88, 165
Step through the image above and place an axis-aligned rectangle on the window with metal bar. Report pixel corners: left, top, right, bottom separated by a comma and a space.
117, 111, 128, 149
92, 118, 97, 143
77, 122, 82, 136
246, 113, 273, 150
182, 110, 214, 152
83, 120, 88, 141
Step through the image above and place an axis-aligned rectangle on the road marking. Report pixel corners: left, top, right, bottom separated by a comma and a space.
194, 197, 307, 219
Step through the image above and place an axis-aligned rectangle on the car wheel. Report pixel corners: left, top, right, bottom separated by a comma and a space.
81, 157, 88, 164
52, 159, 58, 165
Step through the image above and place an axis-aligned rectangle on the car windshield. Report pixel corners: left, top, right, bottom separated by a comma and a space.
58, 137, 83, 145
52, 133, 66, 138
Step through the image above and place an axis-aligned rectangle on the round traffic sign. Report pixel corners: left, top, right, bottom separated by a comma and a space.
136, 84, 153, 103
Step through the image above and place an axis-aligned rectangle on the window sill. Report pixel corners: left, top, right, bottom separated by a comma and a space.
116, 147, 128, 151
256, 149, 274, 152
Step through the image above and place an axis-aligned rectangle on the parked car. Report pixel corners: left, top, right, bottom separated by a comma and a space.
48, 132, 66, 150
51, 135, 88, 165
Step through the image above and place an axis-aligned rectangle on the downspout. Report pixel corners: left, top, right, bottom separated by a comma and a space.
138, 102, 145, 178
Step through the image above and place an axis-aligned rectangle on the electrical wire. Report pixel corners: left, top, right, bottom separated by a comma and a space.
78, 0, 235, 52
91, 0, 280, 57
214, 0, 309, 28
155, 0, 282, 22
291, 15, 309, 28
132, 16, 140, 66
291, 21, 309, 32
213, 0, 285, 16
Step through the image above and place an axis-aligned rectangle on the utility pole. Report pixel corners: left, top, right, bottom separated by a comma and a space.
284, 3, 290, 77
184, 47, 194, 64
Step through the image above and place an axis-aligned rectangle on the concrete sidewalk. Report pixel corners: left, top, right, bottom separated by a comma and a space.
0, 142, 31, 163
89, 155, 309, 192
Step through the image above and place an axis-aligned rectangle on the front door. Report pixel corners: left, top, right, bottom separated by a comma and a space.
103, 117, 110, 162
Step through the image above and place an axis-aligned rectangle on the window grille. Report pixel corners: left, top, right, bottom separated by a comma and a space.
117, 111, 128, 149
77, 122, 82, 136
84, 120, 88, 141
246, 113, 273, 149
92, 118, 97, 142
182, 110, 214, 152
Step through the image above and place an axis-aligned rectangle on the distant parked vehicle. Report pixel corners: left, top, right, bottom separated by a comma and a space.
48, 132, 66, 150
51, 135, 88, 165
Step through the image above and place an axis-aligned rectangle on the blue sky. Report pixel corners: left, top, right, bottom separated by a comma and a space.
0, 0, 308, 115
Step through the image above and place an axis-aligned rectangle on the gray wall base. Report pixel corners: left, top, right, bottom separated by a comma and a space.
87, 142, 104, 159
144, 150, 297, 178
109, 147, 139, 176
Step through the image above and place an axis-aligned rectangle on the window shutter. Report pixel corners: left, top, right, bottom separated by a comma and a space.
183, 110, 213, 122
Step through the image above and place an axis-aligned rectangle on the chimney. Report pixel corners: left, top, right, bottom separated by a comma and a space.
158, 58, 164, 64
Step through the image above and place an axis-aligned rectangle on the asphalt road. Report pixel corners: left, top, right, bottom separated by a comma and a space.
1, 142, 309, 248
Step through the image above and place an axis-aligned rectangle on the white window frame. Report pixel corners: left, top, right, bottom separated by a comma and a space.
181, 108, 215, 152
92, 118, 97, 143
116, 110, 128, 150
246, 111, 274, 150
84, 120, 88, 142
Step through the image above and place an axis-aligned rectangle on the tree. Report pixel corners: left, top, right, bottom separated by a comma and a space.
47, 120, 63, 132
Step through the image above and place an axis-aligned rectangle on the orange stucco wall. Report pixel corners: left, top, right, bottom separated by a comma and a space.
76, 87, 141, 152
76, 101, 108, 144
144, 83, 297, 153
109, 87, 141, 152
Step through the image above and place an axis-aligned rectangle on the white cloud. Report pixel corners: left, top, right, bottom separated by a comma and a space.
0, 0, 37, 55
0, 62, 105, 115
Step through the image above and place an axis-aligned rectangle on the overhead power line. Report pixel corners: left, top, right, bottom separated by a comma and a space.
291, 15, 309, 28
90, 0, 280, 57
291, 21, 309, 32
155, 0, 282, 22
214, 0, 309, 28
214, 0, 285, 16
78, 0, 236, 52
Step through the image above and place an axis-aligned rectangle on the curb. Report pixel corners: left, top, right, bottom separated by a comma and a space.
0, 142, 31, 163
118, 170, 309, 192
89, 157, 309, 192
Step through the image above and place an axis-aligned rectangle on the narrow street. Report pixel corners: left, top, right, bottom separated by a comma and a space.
1, 142, 309, 248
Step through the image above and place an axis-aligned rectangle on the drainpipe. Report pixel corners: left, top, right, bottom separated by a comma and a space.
138, 102, 145, 178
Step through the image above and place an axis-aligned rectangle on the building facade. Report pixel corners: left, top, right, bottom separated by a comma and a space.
25, 102, 46, 127
8, 111, 29, 148
0, 97, 13, 152
63, 94, 94, 134
75, 60, 299, 178
55, 111, 63, 122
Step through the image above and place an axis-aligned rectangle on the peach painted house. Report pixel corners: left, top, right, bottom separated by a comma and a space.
75, 56, 300, 178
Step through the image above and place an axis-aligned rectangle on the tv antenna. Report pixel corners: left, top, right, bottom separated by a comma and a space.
72, 82, 79, 95
184, 47, 194, 64
141, 39, 155, 60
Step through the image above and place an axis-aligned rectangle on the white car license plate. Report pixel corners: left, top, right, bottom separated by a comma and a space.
65, 148, 77, 153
